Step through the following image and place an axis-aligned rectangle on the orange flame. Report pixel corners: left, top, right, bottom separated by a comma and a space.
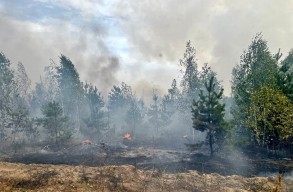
123, 133, 131, 140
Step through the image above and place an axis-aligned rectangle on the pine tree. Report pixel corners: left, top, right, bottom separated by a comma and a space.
30, 60, 60, 117
162, 79, 180, 115
56, 55, 82, 132
277, 49, 293, 102
199, 63, 218, 89
108, 82, 134, 133
37, 101, 71, 145
126, 100, 142, 136
0, 53, 37, 148
15, 62, 31, 107
179, 41, 201, 112
83, 83, 106, 138
148, 90, 163, 133
180, 41, 200, 95
192, 76, 225, 157
44, 60, 60, 103
108, 82, 133, 112
0, 52, 15, 141
30, 82, 47, 117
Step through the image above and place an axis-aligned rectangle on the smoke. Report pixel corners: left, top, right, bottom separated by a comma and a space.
0, 0, 120, 95
1, 0, 293, 96
111, 0, 293, 95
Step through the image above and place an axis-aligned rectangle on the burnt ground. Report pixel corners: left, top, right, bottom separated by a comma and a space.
1, 142, 293, 177
0, 142, 293, 191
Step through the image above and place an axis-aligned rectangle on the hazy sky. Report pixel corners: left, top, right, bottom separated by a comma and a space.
0, 0, 293, 98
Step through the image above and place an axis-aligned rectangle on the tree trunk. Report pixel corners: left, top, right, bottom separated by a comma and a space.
209, 134, 213, 158
76, 103, 80, 132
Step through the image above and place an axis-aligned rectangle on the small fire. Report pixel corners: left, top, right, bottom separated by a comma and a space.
123, 133, 131, 140
82, 139, 92, 145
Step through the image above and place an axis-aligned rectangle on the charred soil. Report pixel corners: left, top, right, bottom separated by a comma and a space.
0, 143, 292, 191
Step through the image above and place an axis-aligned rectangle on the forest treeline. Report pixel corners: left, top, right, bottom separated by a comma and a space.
0, 33, 292, 158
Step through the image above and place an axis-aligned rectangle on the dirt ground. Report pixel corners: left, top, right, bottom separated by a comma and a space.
0, 161, 292, 192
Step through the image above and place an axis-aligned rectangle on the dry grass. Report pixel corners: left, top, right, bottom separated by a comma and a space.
0, 161, 292, 192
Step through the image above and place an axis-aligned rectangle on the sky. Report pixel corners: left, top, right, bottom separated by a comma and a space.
0, 0, 293, 100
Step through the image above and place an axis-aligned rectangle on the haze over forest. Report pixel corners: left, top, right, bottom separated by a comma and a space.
1, 0, 293, 98
1, 3, 293, 191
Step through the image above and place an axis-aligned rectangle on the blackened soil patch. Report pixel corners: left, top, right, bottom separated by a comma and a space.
2, 145, 293, 177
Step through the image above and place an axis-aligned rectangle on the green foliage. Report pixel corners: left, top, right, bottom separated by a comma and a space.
192, 75, 226, 157
232, 33, 278, 108
0, 53, 37, 150
148, 90, 166, 132
180, 41, 200, 96
43, 60, 60, 103
83, 83, 107, 136
179, 41, 201, 112
126, 101, 143, 134
277, 49, 293, 102
37, 101, 72, 144
231, 33, 279, 145
162, 79, 180, 119
0, 52, 15, 140
108, 82, 140, 135
199, 63, 217, 87
108, 82, 133, 112
8, 105, 37, 150
30, 82, 47, 116
247, 87, 293, 148
56, 55, 82, 118
0, 52, 14, 87
15, 62, 31, 107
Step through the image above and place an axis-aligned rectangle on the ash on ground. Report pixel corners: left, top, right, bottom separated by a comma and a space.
1, 141, 292, 177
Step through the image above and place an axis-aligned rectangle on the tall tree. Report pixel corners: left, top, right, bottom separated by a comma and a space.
148, 90, 165, 133
108, 82, 134, 133
126, 100, 143, 136
231, 33, 278, 143
232, 33, 278, 109
0, 53, 36, 148
56, 55, 82, 131
162, 79, 180, 114
0, 52, 15, 141
8, 105, 32, 148
277, 49, 293, 102
30, 60, 60, 117
83, 83, 107, 139
30, 81, 47, 117
44, 60, 60, 103
14, 62, 31, 107
192, 76, 225, 157
179, 41, 201, 111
